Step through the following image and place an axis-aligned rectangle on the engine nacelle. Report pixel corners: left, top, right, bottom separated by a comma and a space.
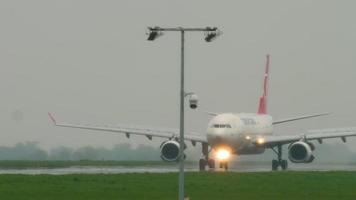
288, 141, 315, 163
160, 140, 181, 162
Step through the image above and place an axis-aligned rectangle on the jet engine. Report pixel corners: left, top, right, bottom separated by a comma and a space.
160, 140, 181, 162
288, 141, 315, 163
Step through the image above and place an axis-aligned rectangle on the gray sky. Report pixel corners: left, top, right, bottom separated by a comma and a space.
1, 0, 356, 151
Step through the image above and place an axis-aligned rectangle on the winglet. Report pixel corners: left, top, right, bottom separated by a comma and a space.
48, 112, 57, 125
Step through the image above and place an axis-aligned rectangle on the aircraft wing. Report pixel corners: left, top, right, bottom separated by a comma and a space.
254, 127, 356, 147
48, 113, 207, 144
272, 113, 330, 125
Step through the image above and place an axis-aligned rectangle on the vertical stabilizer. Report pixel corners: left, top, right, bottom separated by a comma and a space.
258, 55, 270, 114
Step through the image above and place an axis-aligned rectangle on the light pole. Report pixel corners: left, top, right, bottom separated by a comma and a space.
147, 26, 221, 200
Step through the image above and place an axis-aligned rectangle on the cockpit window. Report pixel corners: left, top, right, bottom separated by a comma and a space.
212, 124, 232, 128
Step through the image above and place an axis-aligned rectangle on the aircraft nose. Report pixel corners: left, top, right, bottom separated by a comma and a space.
207, 129, 228, 145
213, 136, 223, 143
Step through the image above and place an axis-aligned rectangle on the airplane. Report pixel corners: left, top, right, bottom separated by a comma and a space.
48, 55, 356, 171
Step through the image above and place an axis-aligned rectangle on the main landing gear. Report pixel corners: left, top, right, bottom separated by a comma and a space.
199, 143, 215, 171
271, 144, 288, 171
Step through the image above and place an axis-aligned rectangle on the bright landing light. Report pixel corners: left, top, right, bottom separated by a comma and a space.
216, 149, 231, 161
257, 137, 265, 145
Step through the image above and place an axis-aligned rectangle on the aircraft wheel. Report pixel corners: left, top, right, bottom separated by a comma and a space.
280, 160, 288, 170
199, 159, 207, 171
219, 161, 228, 171
208, 159, 215, 169
224, 162, 228, 171
272, 159, 279, 171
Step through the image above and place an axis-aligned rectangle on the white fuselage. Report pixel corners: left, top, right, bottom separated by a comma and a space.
206, 113, 273, 155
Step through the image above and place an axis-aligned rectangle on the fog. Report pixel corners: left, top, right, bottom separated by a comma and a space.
0, 142, 198, 161
0, 141, 354, 163
1, 0, 356, 159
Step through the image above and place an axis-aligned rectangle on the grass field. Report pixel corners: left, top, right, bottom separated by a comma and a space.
1, 171, 356, 200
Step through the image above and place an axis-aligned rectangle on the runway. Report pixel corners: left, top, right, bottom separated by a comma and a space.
1, 161, 356, 175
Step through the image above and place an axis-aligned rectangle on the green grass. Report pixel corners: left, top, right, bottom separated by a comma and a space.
0, 171, 356, 200
0, 160, 175, 169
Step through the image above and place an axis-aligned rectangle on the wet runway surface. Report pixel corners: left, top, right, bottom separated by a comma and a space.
1, 162, 356, 174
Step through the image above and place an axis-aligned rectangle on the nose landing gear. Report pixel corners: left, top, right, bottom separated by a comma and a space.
219, 161, 228, 170
199, 143, 230, 171
271, 144, 288, 171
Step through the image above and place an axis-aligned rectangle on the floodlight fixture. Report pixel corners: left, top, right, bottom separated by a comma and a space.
147, 27, 163, 41
204, 27, 222, 42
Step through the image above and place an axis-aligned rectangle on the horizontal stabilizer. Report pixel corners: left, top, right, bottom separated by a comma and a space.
273, 113, 330, 125
204, 111, 219, 116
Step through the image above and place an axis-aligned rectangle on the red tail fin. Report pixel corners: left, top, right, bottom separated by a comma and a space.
258, 55, 270, 114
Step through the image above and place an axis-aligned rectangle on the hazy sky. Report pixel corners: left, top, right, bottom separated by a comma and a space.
1, 0, 356, 151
